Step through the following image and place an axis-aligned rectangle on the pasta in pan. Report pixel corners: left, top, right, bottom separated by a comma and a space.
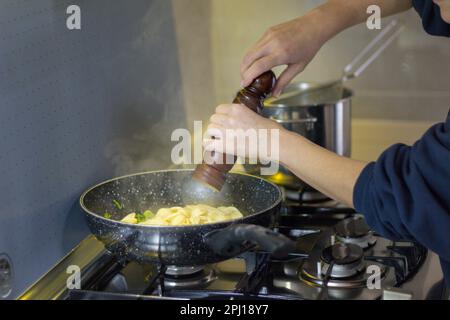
120, 204, 244, 226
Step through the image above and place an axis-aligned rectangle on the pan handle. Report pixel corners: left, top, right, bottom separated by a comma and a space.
205, 224, 296, 258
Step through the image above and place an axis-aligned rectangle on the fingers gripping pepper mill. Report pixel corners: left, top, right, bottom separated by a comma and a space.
192, 71, 277, 191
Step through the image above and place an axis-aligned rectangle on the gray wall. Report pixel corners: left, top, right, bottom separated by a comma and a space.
0, 0, 185, 298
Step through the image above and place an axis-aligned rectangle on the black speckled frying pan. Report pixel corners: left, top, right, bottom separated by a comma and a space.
80, 169, 295, 266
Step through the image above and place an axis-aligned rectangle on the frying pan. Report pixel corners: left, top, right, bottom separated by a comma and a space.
80, 169, 295, 266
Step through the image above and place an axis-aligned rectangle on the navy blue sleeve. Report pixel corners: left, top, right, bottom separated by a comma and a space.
412, 0, 450, 37
354, 110, 450, 287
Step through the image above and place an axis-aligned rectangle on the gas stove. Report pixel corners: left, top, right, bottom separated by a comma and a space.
19, 199, 446, 300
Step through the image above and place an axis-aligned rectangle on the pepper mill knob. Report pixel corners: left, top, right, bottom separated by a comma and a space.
192, 70, 277, 191
234, 70, 276, 112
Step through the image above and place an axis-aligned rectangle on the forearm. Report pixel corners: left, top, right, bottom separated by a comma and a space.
279, 130, 368, 207
313, 0, 413, 42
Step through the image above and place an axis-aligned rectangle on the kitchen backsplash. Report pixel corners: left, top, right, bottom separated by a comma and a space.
0, 0, 186, 298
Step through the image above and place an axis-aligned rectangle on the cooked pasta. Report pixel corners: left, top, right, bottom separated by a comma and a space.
120, 204, 243, 226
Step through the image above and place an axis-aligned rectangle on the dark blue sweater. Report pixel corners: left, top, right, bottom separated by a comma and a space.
354, 111, 450, 288
412, 0, 450, 36
354, 2, 450, 290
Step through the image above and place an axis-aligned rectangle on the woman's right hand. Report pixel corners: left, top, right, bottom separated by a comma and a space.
240, 0, 413, 97
240, 8, 335, 97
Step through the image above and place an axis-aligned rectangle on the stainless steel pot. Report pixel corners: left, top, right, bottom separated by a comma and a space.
245, 82, 353, 189
263, 81, 353, 157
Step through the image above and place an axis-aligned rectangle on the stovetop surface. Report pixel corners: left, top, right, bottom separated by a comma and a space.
64, 205, 430, 300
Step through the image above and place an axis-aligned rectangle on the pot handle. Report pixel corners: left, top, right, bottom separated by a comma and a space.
205, 224, 296, 258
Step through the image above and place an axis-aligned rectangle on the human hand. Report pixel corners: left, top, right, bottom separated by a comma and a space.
204, 104, 285, 163
240, 13, 329, 97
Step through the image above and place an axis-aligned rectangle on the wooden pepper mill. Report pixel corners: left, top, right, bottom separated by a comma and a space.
192, 70, 276, 191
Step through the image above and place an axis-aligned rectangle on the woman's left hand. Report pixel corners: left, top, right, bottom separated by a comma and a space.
203, 104, 284, 162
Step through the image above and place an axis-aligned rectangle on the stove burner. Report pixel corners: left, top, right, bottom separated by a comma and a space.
319, 243, 365, 279
163, 266, 216, 289
300, 259, 386, 289
165, 266, 204, 277
321, 243, 363, 265
335, 217, 377, 249
298, 242, 384, 289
